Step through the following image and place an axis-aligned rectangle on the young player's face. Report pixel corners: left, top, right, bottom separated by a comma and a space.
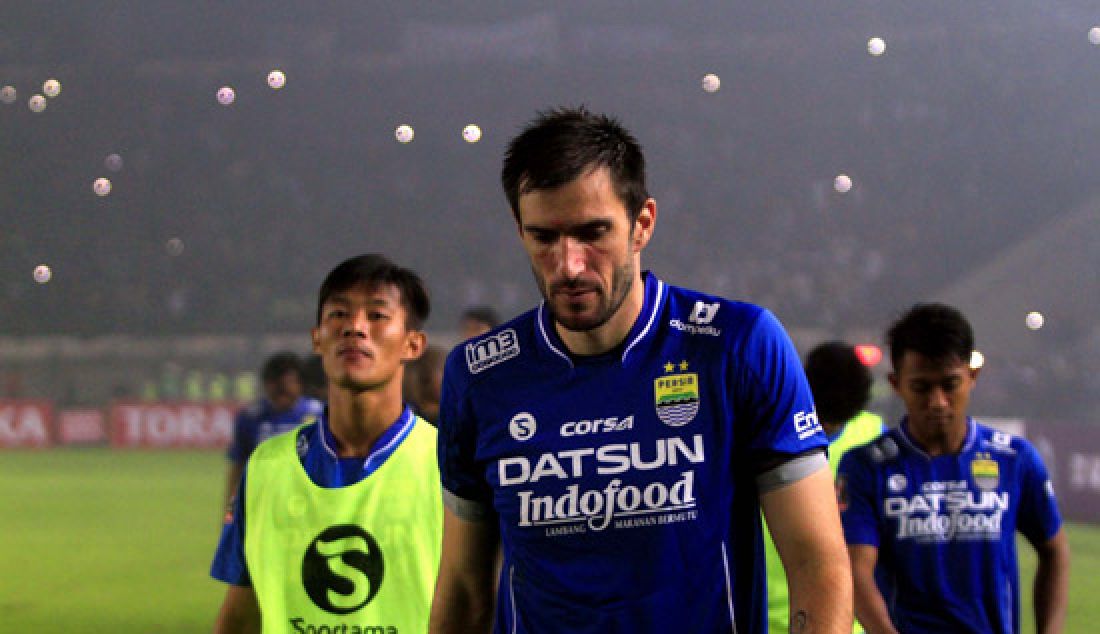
311, 284, 424, 393
890, 351, 978, 439
517, 166, 654, 332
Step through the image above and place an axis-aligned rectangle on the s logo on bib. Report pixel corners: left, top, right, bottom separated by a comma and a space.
301, 525, 385, 614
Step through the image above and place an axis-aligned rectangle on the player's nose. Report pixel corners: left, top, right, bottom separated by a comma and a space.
559, 237, 585, 279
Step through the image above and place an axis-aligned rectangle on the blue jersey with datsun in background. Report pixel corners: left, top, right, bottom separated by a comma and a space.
838, 420, 1062, 634
439, 272, 828, 633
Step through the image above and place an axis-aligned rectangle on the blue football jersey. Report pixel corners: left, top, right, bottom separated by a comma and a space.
227, 396, 324, 463
838, 419, 1062, 634
438, 272, 827, 633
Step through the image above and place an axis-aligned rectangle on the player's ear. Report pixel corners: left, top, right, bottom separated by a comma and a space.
632, 199, 657, 252
403, 329, 427, 363
887, 371, 899, 392
310, 327, 321, 354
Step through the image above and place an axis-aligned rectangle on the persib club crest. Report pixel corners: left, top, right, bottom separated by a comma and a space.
654, 360, 699, 427
971, 453, 1000, 491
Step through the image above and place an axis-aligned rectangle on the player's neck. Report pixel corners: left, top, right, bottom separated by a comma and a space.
906, 415, 968, 457
325, 381, 405, 458
556, 271, 646, 357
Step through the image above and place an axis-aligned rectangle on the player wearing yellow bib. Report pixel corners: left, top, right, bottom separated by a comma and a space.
765, 342, 884, 633
212, 254, 442, 634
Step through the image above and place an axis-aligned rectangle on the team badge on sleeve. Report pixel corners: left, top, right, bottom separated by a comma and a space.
654, 360, 699, 427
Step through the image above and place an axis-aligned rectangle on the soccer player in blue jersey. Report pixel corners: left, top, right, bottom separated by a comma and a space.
838, 303, 1070, 634
211, 254, 443, 633
224, 352, 324, 507
430, 107, 852, 633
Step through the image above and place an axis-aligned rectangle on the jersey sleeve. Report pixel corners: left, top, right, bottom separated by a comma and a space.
209, 467, 251, 586
736, 308, 828, 463
437, 348, 494, 522
837, 449, 880, 547
226, 408, 254, 464
1015, 438, 1063, 547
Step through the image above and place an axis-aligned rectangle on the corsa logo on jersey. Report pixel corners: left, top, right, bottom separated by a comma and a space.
560, 415, 633, 437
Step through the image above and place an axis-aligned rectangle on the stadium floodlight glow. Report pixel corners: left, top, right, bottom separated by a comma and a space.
216, 86, 235, 106
834, 173, 853, 193
868, 37, 886, 56
854, 344, 883, 367
969, 350, 985, 370
1025, 311, 1044, 331
701, 73, 721, 93
33, 265, 52, 284
395, 124, 415, 144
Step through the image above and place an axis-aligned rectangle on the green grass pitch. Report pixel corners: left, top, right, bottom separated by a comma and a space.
1, 449, 1097, 632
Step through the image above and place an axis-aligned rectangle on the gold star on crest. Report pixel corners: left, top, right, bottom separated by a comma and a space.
663, 361, 675, 373
679, 360, 690, 371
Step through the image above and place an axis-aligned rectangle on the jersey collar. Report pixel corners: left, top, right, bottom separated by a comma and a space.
897, 416, 977, 458
536, 271, 666, 367
316, 406, 417, 478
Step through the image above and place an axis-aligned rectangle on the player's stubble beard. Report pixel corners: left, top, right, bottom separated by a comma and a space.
535, 258, 636, 333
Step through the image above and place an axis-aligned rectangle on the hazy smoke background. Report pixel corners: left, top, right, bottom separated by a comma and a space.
2, 2, 1098, 420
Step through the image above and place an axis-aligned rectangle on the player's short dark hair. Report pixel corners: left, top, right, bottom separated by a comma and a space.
887, 303, 974, 370
316, 254, 431, 329
501, 106, 649, 224
261, 351, 302, 384
461, 305, 500, 329
804, 341, 872, 426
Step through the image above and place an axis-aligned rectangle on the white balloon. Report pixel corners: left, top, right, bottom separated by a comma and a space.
93, 177, 112, 197
267, 70, 286, 90
701, 73, 721, 93
1025, 311, 1045, 330
217, 86, 236, 106
395, 124, 415, 143
28, 94, 47, 112
33, 265, 52, 284
43, 78, 62, 98
834, 174, 853, 193
867, 37, 886, 56
1, 85, 17, 104
1089, 27, 1100, 46
462, 124, 482, 143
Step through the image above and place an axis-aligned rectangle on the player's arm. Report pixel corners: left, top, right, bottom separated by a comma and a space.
847, 545, 898, 634
761, 464, 853, 634
224, 462, 244, 509
213, 585, 261, 634
1033, 528, 1069, 634
429, 506, 500, 633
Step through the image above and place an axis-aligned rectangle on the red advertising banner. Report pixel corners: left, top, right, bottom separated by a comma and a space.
58, 409, 107, 445
110, 401, 236, 449
1029, 421, 1100, 524
0, 400, 54, 448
